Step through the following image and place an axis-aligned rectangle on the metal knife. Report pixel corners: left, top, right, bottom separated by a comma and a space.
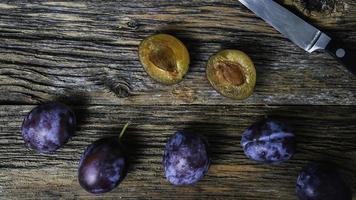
239, 0, 356, 75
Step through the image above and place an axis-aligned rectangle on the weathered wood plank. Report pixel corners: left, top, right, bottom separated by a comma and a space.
0, 1, 355, 105
1, 1, 356, 199
0, 105, 355, 199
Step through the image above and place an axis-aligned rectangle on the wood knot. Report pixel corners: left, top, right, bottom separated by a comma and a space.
103, 77, 131, 98
127, 20, 139, 30
293, 0, 346, 16
95, 70, 132, 98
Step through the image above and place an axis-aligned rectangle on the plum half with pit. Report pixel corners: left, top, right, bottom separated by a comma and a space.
296, 163, 352, 200
163, 131, 210, 185
206, 49, 256, 100
241, 118, 296, 164
21, 102, 76, 153
78, 124, 129, 194
139, 34, 190, 85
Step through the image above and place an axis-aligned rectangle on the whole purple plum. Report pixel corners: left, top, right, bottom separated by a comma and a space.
163, 131, 210, 185
241, 118, 296, 164
78, 137, 127, 194
21, 102, 76, 153
78, 123, 129, 194
296, 163, 352, 200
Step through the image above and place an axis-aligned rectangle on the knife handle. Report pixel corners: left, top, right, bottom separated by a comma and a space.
325, 40, 356, 75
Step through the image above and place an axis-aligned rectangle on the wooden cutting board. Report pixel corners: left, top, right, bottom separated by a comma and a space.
0, 1, 355, 199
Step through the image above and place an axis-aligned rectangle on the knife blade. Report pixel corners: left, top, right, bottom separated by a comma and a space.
239, 0, 356, 75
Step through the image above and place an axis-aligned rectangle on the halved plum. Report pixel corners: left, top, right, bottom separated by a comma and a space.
207, 50, 256, 100
139, 34, 190, 85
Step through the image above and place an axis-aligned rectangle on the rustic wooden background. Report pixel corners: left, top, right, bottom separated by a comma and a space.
0, 0, 355, 199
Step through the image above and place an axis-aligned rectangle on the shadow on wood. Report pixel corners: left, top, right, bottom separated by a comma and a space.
54, 91, 90, 132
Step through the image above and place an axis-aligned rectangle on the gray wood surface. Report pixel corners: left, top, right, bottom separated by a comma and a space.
0, 1, 355, 199
0, 105, 356, 199
0, 1, 355, 105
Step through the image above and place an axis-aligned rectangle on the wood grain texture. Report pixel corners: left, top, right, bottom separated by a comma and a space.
0, 0, 355, 105
1, 1, 356, 200
0, 105, 355, 199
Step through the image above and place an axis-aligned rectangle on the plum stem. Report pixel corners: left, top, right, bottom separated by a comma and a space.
119, 122, 130, 140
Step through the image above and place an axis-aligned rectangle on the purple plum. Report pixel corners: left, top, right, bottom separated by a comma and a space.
163, 131, 210, 185
241, 118, 296, 164
296, 163, 352, 200
78, 124, 129, 194
21, 102, 76, 153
